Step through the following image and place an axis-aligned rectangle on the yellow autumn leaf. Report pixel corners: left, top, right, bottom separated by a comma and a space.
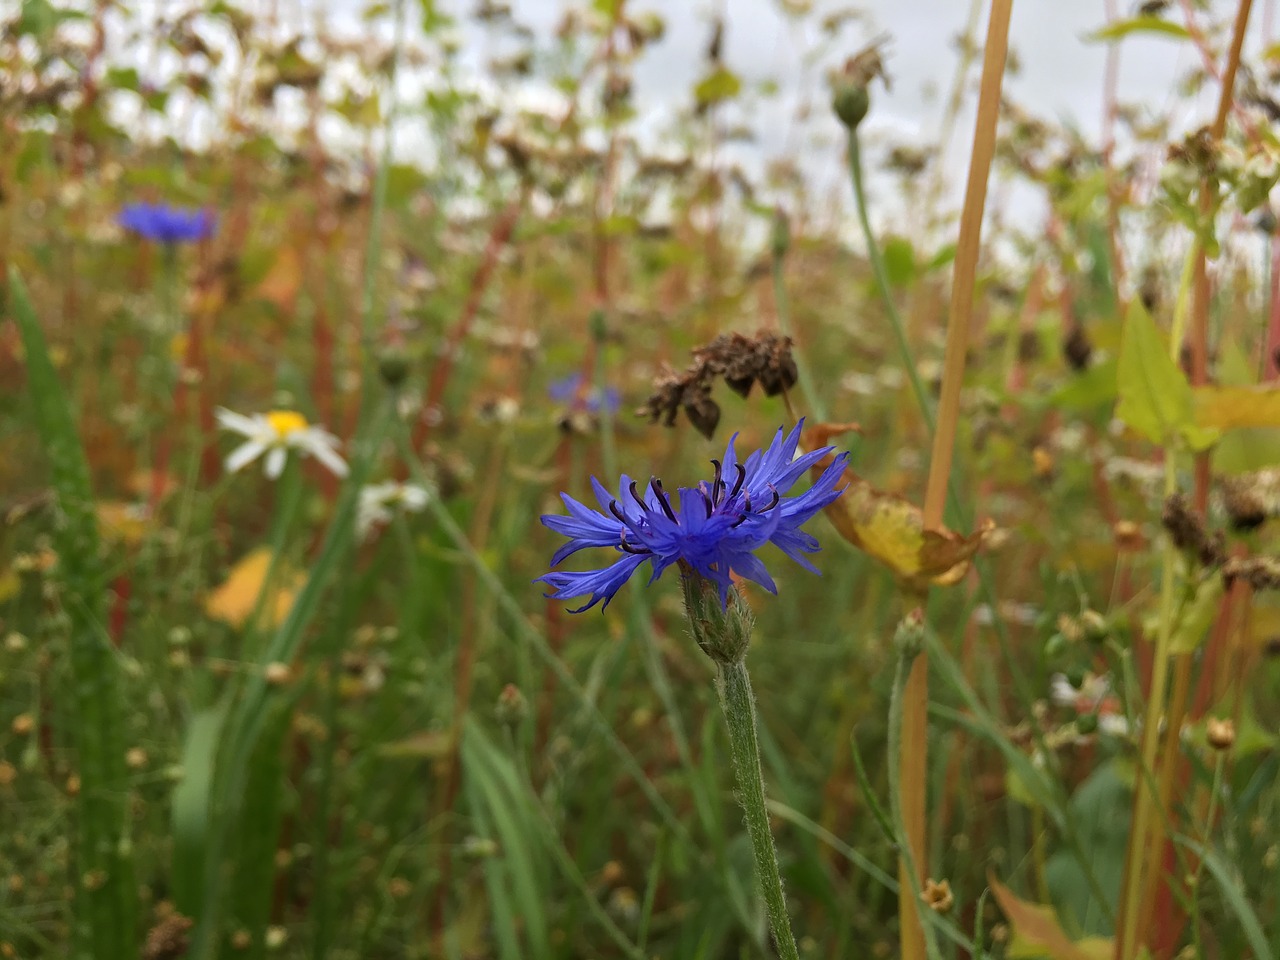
807, 422, 996, 591
95, 501, 152, 547
204, 547, 303, 630
990, 876, 1114, 960
1195, 384, 1280, 431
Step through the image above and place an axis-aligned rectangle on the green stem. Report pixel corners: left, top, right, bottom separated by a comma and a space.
716, 660, 800, 960
847, 128, 935, 429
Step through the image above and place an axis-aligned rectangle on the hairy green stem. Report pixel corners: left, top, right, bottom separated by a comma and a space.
716, 660, 800, 960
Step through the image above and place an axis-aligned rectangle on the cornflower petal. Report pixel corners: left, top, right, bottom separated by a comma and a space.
537, 421, 848, 611
536, 553, 648, 612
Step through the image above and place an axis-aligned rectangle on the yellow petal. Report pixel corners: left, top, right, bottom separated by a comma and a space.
205, 547, 302, 629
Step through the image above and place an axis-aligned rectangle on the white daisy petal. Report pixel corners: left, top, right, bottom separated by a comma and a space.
265, 446, 288, 479
216, 408, 265, 437
225, 439, 267, 474
307, 438, 349, 478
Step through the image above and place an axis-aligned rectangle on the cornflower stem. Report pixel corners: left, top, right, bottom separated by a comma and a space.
846, 128, 934, 429
716, 659, 801, 960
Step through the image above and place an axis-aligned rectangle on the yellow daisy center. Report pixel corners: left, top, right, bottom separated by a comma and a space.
265, 410, 309, 439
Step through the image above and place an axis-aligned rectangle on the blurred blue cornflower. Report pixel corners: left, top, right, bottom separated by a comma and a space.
547, 372, 621, 415
118, 202, 215, 244
537, 420, 849, 611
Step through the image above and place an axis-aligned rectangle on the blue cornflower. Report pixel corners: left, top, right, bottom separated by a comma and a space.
537, 420, 849, 612
118, 202, 215, 244
548, 372, 621, 415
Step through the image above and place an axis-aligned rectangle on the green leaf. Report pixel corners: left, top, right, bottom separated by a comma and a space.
1052, 357, 1118, 414
694, 66, 742, 106
1169, 574, 1224, 655
925, 243, 957, 272
882, 235, 917, 288
1086, 16, 1191, 42
1115, 300, 1217, 449
105, 66, 141, 92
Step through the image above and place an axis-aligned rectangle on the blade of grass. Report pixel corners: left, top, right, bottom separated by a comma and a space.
172, 708, 226, 915
1173, 833, 1272, 959
10, 268, 138, 960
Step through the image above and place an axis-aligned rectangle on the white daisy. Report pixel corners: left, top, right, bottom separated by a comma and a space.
215, 407, 348, 479
357, 481, 430, 539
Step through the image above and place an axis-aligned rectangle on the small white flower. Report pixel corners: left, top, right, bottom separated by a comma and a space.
1050, 671, 1112, 710
216, 407, 348, 479
357, 481, 430, 539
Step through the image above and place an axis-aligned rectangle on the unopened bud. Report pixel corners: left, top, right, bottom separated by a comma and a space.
1206, 716, 1235, 751
377, 347, 412, 389
893, 608, 925, 659
832, 82, 870, 130
681, 568, 752, 665
495, 683, 528, 728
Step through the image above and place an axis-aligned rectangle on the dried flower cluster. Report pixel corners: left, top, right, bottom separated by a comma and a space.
1163, 492, 1280, 591
637, 330, 798, 439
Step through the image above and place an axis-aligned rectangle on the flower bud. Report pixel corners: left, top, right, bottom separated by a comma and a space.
377, 347, 412, 389
1206, 716, 1235, 751
495, 683, 529, 728
832, 82, 870, 130
680, 570, 752, 665
893, 608, 926, 659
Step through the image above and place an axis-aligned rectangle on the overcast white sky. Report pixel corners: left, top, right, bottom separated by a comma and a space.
347, 0, 1257, 228
114, 0, 1278, 236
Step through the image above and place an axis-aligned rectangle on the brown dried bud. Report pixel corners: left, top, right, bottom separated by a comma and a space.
1113, 519, 1145, 552
922, 878, 954, 913
638, 330, 795, 438
1206, 717, 1235, 751
1162, 493, 1225, 568
143, 912, 195, 960
1062, 324, 1093, 371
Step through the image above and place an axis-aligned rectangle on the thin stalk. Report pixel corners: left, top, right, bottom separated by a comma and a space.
1190, 752, 1228, 956
771, 236, 828, 421
887, 642, 942, 960
356, 0, 406, 410
902, 5, 1014, 960
1116, 247, 1196, 960
716, 660, 800, 960
847, 129, 934, 428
